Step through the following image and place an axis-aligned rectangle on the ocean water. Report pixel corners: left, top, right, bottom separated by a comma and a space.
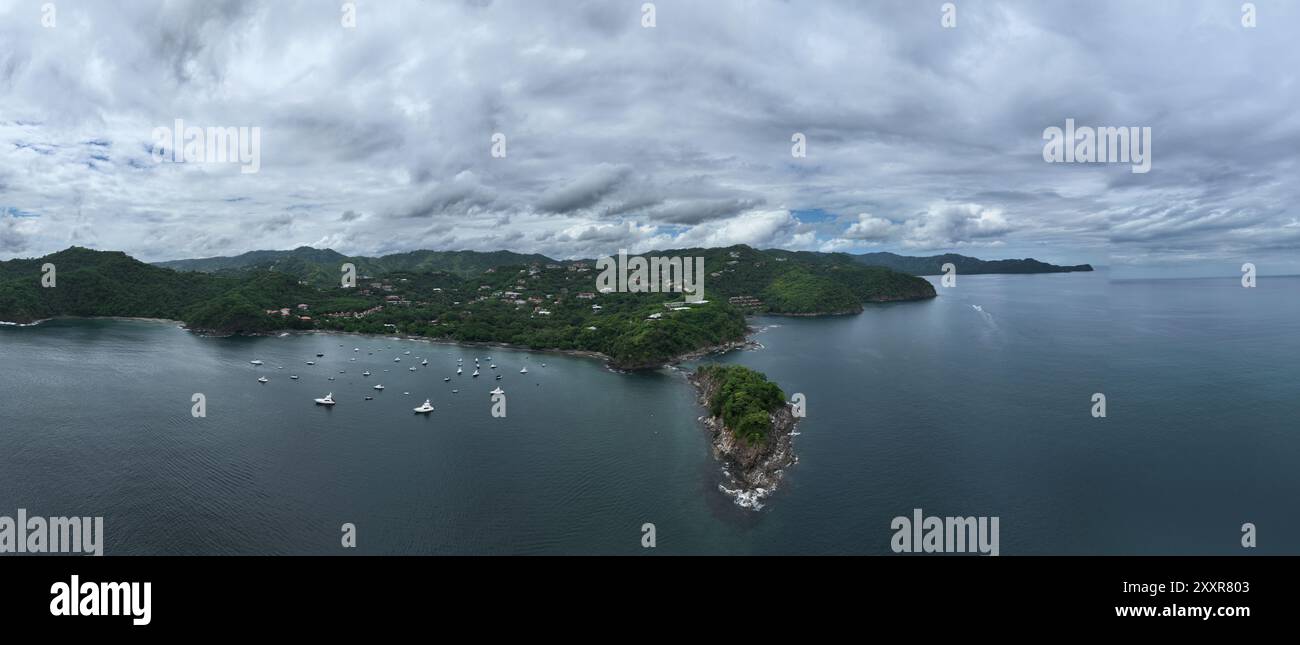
1, 271, 1295, 554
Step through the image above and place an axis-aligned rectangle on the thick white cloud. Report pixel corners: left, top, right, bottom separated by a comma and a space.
843, 214, 897, 241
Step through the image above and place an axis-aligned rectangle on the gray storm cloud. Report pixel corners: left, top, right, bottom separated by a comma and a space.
1, 0, 1297, 276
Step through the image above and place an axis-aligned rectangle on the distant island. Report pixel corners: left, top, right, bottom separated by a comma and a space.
854, 252, 1093, 276
690, 364, 799, 509
0, 245, 936, 369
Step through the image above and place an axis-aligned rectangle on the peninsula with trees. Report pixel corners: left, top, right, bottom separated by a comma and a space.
0, 244, 936, 369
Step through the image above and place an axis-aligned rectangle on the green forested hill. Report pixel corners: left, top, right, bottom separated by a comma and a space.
854, 251, 1093, 275
156, 246, 555, 282
3, 244, 937, 367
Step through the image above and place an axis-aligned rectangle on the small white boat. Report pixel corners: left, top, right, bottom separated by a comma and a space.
444, 377, 451, 382
354, 348, 359, 352
421, 359, 428, 366
328, 377, 335, 381
250, 360, 264, 365
413, 399, 434, 414
364, 396, 373, 400
472, 370, 480, 377
456, 367, 462, 374
290, 375, 299, 380
520, 367, 528, 374
452, 389, 459, 394
314, 393, 336, 405
306, 361, 315, 365
373, 384, 385, 390
404, 351, 411, 356
394, 357, 401, 362
257, 376, 269, 383
490, 387, 504, 396
490, 364, 496, 369
495, 374, 502, 380
409, 367, 417, 372
363, 371, 371, 376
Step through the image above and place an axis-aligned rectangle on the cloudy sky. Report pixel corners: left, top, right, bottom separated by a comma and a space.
1, 0, 1298, 277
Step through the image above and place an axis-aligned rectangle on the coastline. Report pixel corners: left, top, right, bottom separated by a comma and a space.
0, 315, 183, 327
4, 314, 758, 370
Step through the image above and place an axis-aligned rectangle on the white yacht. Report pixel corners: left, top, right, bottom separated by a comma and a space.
520, 367, 528, 374
373, 384, 385, 390
250, 360, 264, 366
314, 393, 336, 405
257, 376, 269, 383
409, 367, 417, 372
290, 375, 299, 380
490, 387, 504, 396
306, 361, 315, 365
472, 369, 480, 377
489, 364, 496, 369
413, 399, 434, 414
363, 371, 371, 376
394, 357, 401, 362
456, 367, 462, 374
444, 377, 451, 382
421, 359, 428, 366
404, 351, 411, 355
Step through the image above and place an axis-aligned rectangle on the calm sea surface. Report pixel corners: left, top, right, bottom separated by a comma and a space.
1, 271, 1295, 554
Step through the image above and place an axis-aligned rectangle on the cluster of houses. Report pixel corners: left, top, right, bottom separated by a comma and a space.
325, 304, 385, 319
727, 296, 763, 309
265, 303, 314, 321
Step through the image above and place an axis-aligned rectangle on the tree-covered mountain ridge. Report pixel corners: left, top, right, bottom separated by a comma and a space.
853, 251, 1093, 275
1, 245, 943, 368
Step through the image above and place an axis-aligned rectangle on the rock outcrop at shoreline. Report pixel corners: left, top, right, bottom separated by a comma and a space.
690, 365, 799, 510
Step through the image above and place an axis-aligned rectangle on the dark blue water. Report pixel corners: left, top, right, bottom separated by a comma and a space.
1, 272, 1295, 554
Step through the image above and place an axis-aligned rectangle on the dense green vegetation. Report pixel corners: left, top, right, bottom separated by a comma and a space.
153, 244, 938, 307
854, 251, 1093, 276
2, 244, 937, 368
696, 364, 788, 444
157, 246, 555, 282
